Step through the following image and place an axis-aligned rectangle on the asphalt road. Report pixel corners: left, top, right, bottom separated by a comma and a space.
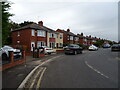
40, 48, 119, 88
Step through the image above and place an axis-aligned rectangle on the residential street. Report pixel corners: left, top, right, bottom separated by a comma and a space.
40, 48, 118, 88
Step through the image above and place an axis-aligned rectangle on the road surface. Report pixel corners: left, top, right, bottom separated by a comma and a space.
40, 48, 118, 88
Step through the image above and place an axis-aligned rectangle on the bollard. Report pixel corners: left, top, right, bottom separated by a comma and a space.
37, 49, 40, 58
33, 47, 35, 58
22, 51, 26, 59
9, 51, 14, 63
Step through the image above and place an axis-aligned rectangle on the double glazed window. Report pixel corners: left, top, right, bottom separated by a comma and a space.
50, 42, 55, 48
60, 35, 63, 39
50, 33, 55, 38
31, 29, 35, 36
70, 36, 73, 40
75, 37, 79, 41
37, 41, 46, 47
37, 30, 46, 37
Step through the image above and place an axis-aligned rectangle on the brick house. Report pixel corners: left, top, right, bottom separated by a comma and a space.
12, 23, 48, 51
11, 21, 63, 51
56, 29, 76, 46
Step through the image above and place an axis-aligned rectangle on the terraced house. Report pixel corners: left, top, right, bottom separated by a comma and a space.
11, 21, 63, 52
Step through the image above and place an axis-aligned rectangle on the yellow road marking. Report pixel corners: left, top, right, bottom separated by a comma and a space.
36, 67, 47, 90
29, 67, 43, 89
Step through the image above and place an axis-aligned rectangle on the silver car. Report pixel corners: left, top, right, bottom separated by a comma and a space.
0, 46, 22, 60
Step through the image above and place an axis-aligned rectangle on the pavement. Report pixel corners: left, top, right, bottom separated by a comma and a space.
2, 52, 62, 89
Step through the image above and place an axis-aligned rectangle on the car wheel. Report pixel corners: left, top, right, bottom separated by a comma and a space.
65, 53, 68, 55
48, 52, 51, 54
80, 51, 82, 54
2, 53, 8, 61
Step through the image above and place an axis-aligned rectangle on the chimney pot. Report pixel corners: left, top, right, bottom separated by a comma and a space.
81, 33, 83, 36
67, 29, 70, 32
38, 21, 43, 26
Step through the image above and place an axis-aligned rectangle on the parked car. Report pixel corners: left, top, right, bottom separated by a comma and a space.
64, 44, 83, 55
111, 44, 120, 51
88, 45, 98, 51
102, 44, 111, 48
0, 46, 22, 61
40, 46, 54, 54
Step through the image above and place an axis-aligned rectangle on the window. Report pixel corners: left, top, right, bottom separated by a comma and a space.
49, 42, 55, 48
67, 36, 69, 40
57, 34, 59, 38
37, 30, 46, 37
31, 29, 35, 36
37, 41, 46, 47
17, 32, 20, 37
17, 40, 20, 43
60, 43, 63, 47
60, 35, 63, 39
74, 37, 79, 41
84, 38, 87, 41
70, 36, 73, 40
50, 33, 55, 38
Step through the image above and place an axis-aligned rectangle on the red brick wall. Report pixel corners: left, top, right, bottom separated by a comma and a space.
49, 38, 55, 42
12, 29, 31, 51
79, 38, 83, 45
12, 29, 47, 51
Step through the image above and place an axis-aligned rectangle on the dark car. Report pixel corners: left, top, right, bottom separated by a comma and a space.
102, 44, 111, 48
111, 44, 120, 51
64, 44, 83, 55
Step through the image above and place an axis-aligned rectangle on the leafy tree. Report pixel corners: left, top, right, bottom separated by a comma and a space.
2, 1, 13, 45
93, 39, 104, 47
19, 21, 34, 27
9, 21, 20, 30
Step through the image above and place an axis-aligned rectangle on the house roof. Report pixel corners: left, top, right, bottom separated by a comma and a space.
12, 23, 47, 32
59, 30, 76, 36
40, 25, 56, 33
12, 23, 56, 33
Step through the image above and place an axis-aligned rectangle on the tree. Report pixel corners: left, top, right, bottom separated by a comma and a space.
93, 39, 104, 47
2, 1, 13, 45
19, 21, 34, 27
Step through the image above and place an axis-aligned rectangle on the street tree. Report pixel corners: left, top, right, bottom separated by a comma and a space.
2, 1, 13, 45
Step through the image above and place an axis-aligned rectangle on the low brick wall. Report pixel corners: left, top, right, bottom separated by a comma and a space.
26, 52, 33, 56
0, 51, 26, 71
56, 49, 64, 53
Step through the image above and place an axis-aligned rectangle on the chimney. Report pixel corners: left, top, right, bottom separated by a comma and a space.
67, 29, 70, 32
38, 21, 43, 26
81, 33, 83, 36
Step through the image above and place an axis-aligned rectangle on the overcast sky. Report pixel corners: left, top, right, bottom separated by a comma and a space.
9, 0, 119, 42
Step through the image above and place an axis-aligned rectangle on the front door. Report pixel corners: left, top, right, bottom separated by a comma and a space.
31, 42, 35, 51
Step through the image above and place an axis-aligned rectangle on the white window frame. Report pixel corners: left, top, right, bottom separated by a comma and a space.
50, 33, 55, 38
31, 29, 35, 36
37, 30, 46, 37
70, 36, 73, 40
67, 36, 69, 40
60, 35, 63, 39
37, 41, 46, 47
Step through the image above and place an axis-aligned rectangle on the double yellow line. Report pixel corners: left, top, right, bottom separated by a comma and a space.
29, 67, 47, 90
